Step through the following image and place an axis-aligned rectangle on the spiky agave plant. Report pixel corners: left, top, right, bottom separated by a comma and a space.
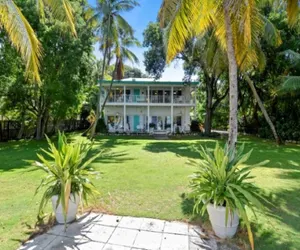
189, 142, 269, 250
34, 132, 101, 228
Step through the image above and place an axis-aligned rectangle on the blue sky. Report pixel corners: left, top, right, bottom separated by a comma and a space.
87, 0, 184, 80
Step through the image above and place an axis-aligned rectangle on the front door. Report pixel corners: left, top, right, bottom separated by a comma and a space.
134, 115, 140, 131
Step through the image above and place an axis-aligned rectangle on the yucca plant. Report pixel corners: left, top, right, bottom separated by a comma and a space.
189, 142, 269, 250
34, 132, 101, 228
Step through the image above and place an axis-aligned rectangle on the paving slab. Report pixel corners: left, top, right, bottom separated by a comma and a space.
133, 231, 162, 250
118, 216, 144, 230
164, 221, 189, 235
93, 214, 122, 227
19, 234, 57, 250
107, 228, 139, 247
160, 233, 189, 250
103, 244, 131, 250
83, 224, 115, 243
76, 241, 105, 250
44, 236, 82, 250
19, 213, 226, 250
140, 218, 165, 232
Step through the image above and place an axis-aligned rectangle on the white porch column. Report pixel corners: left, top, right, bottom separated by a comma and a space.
171, 86, 174, 133
147, 106, 150, 133
147, 86, 150, 133
124, 85, 126, 130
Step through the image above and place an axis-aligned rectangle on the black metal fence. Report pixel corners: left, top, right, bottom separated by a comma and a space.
0, 120, 90, 142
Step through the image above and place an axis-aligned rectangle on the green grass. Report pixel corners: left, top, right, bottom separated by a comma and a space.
0, 134, 300, 249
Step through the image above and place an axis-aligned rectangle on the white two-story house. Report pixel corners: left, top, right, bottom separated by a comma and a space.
100, 78, 198, 134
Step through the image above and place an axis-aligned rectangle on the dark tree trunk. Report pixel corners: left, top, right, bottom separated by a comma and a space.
244, 74, 281, 145
17, 111, 25, 139
100, 59, 118, 115
36, 114, 43, 140
204, 77, 213, 135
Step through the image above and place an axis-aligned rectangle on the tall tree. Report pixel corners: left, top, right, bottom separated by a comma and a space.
183, 35, 229, 134
0, 0, 76, 83
0, 0, 95, 140
159, 0, 298, 151
99, 33, 140, 115
143, 22, 166, 79
123, 65, 147, 78
89, 0, 138, 138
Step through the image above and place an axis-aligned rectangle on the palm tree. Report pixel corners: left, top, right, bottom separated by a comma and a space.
159, 0, 297, 248
100, 33, 140, 114
159, 0, 262, 151
0, 0, 76, 83
89, 0, 139, 138
159, 0, 298, 151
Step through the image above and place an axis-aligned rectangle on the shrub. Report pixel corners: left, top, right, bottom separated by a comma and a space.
96, 117, 108, 133
190, 120, 201, 132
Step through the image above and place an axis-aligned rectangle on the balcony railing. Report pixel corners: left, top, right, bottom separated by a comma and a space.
104, 94, 195, 104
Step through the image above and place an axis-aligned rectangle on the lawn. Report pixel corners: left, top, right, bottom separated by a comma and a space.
0, 134, 299, 250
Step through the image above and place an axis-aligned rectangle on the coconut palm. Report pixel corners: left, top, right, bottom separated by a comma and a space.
0, 0, 76, 83
89, 0, 139, 138
100, 33, 140, 114
159, 0, 299, 150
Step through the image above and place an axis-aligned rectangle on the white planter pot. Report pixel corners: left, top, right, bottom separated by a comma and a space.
207, 203, 239, 238
51, 193, 80, 224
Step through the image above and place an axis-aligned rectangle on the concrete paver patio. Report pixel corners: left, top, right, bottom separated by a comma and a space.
19, 213, 218, 250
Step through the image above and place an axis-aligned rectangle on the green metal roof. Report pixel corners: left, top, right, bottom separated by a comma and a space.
100, 79, 199, 86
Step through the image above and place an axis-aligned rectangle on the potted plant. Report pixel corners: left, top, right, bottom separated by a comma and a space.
33, 132, 101, 229
189, 142, 269, 250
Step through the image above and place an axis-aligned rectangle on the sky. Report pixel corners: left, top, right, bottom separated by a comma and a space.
87, 0, 185, 81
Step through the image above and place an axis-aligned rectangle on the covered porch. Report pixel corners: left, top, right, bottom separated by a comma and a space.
104, 107, 191, 134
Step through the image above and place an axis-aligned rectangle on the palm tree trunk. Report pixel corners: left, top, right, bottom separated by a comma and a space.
224, 1, 238, 151
100, 59, 118, 115
90, 45, 109, 138
244, 74, 281, 145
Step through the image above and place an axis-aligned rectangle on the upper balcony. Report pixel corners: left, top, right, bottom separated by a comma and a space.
104, 94, 195, 105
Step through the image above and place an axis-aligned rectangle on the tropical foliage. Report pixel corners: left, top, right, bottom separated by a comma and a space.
0, 0, 76, 83
0, 0, 96, 139
159, 0, 299, 149
189, 142, 269, 250
33, 132, 101, 227
89, 0, 140, 137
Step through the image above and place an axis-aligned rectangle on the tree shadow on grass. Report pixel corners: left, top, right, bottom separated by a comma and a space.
142, 137, 300, 171
143, 140, 218, 159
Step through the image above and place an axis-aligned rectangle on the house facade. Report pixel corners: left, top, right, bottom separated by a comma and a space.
100, 78, 198, 133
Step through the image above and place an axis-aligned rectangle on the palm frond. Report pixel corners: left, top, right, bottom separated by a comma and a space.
43, 0, 76, 34
259, 13, 282, 47
115, 14, 134, 36
160, 0, 202, 63
286, 0, 299, 26
281, 76, 300, 91
0, 0, 42, 83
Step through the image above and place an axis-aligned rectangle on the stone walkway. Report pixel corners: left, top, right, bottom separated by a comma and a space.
19, 213, 218, 250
